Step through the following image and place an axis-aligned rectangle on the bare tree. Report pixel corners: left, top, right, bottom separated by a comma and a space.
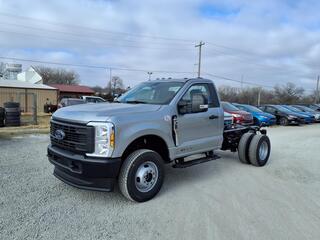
218, 82, 310, 105
273, 82, 304, 104
107, 76, 125, 96
35, 66, 79, 85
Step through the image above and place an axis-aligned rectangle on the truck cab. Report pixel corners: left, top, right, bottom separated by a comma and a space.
48, 78, 270, 202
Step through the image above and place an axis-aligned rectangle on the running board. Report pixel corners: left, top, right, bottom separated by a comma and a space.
172, 155, 220, 168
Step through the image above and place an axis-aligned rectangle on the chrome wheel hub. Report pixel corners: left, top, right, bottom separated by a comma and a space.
259, 141, 269, 161
135, 161, 158, 192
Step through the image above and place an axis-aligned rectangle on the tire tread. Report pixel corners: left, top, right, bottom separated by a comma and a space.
118, 149, 154, 202
238, 132, 255, 164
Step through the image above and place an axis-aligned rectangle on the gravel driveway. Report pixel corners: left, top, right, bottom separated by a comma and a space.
1, 125, 320, 240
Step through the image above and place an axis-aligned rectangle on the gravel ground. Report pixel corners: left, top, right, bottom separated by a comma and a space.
1, 124, 320, 240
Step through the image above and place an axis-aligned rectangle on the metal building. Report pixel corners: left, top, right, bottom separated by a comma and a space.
0, 80, 58, 113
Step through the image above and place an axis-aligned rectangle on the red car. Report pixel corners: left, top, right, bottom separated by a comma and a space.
221, 101, 253, 125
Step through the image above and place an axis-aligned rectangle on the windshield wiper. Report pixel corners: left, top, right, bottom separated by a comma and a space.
125, 100, 148, 104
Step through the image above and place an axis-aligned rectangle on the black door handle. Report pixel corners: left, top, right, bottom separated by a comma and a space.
209, 115, 219, 119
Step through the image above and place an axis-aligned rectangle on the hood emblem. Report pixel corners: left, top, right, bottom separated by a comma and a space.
54, 129, 65, 140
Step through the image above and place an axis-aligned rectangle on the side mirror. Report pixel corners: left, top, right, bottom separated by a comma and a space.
178, 100, 188, 114
191, 94, 207, 113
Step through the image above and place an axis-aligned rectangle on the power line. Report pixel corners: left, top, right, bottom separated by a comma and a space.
0, 56, 195, 74
0, 29, 194, 51
203, 72, 274, 89
204, 48, 307, 76
0, 12, 195, 44
0, 55, 315, 92
0, 21, 192, 47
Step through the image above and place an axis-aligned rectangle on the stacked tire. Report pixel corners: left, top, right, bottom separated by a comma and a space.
4, 102, 21, 127
0, 107, 4, 127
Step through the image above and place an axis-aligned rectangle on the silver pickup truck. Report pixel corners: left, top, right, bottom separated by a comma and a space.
48, 78, 271, 202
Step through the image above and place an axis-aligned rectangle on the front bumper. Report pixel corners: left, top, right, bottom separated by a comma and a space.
47, 145, 122, 191
288, 118, 304, 125
258, 118, 276, 126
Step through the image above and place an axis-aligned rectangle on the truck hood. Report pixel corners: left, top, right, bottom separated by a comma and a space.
53, 103, 162, 123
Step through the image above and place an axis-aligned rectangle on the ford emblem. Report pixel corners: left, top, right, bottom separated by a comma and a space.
54, 129, 65, 140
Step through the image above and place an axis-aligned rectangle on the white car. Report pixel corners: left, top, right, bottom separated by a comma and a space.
80, 96, 107, 103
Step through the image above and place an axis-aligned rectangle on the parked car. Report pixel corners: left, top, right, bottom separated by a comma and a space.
80, 96, 107, 103
302, 103, 320, 111
292, 105, 320, 122
48, 78, 271, 202
259, 105, 307, 125
58, 98, 86, 109
232, 103, 276, 126
224, 111, 233, 126
281, 105, 315, 123
221, 102, 253, 125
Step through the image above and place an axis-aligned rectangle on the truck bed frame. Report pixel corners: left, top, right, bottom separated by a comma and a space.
221, 124, 267, 152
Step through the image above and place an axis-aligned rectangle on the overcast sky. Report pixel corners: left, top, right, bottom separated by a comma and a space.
0, 0, 319, 92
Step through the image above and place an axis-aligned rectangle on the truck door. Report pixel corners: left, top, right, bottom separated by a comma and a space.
175, 83, 223, 157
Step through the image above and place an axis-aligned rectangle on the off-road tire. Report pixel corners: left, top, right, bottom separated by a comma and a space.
118, 149, 164, 202
238, 132, 255, 164
248, 135, 271, 167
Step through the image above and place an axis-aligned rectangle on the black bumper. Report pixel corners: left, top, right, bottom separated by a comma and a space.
47, 145, 122, 191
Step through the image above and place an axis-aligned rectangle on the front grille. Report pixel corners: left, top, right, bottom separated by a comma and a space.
50, 119, 94, 154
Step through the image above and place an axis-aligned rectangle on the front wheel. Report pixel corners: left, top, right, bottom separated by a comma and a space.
279, 117, 288, 126
118, 149, 164, 202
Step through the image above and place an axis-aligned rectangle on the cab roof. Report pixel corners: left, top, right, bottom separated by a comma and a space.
152, 77, 213, 83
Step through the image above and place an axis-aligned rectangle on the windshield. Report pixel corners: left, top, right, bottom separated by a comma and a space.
296, 106, 314, 112
222, 102, 240, 111
242, 105, 263, 112
274, 105, 294, 113
118, 81, 184, 105
282, 105, 300, 112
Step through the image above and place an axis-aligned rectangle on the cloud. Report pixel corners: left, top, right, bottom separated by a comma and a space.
0, 0, 319, 91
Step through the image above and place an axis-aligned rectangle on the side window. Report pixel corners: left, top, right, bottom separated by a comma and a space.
208, 84, 220, 107
182, 84, 209, 104
237, 106, 245, 111
179, 84, 210, 114
266, 107, 275, 114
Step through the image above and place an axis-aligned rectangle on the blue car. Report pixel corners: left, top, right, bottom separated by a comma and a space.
281, 105, 315, 123
232, 103, 276, 126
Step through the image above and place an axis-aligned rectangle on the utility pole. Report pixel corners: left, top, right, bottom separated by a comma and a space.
109, 68, 113, 97
316, 75, 320, 104
147, 71, 153, 81
257, 88, 262, 106
195, 41, 205, 78
241, 75, 244, 90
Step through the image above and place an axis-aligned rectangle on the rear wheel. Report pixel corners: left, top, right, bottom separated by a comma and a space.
238, 132, 255, 164
248, 135, 271, 167
279, 117, 288, 126
118, 149, 164, 202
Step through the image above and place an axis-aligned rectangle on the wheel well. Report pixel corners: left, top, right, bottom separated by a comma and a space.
122, 135, 170, 163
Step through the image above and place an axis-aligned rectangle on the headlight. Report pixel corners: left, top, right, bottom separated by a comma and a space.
86, 122, 115, 157
288, 115, 296, 119
232, 114, 241, 118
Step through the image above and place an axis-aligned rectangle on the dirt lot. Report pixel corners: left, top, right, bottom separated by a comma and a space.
0, 124, 320, 240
